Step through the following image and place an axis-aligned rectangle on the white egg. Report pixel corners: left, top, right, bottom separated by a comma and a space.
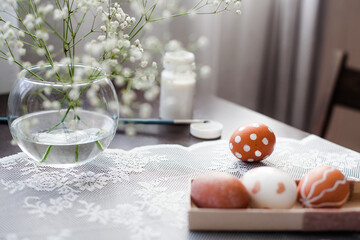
241, 167, 297, 209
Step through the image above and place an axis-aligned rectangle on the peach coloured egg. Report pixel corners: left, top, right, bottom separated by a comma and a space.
298, 166, 350, 208
229, 123, 276, 162
191, 172, 250, 209
241, 167, 297, 209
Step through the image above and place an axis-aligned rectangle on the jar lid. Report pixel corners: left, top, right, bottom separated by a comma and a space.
163, 50, 195, 68
190, 121, 223, 139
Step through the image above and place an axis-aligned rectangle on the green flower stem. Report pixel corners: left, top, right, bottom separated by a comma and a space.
74, 12, 87, 37
46, 105, 72, 133
145, 1, 158, 21
192, 0, 205, 10
129, 23, 147, 40
75, 145, 79, 162
96, 141, 104, 151
129, 15, 144, 36
40, 145, 53, 162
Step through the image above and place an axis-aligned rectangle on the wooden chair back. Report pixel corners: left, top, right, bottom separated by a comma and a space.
321, 51, 360, 138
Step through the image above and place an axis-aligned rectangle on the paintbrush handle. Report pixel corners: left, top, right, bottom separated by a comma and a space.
119, 118, 207, 125
0, 117, 208, 125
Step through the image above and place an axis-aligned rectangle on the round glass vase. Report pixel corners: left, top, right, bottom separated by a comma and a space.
7, 65, 119, 167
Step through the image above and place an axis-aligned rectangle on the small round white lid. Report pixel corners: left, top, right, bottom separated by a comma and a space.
190, 121, 223, 139
163, 50, 195, 68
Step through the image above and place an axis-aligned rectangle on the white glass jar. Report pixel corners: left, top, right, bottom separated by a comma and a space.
159, 50, 196, 119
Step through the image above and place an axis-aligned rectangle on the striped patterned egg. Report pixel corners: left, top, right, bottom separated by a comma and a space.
298, 166, 350, 208
229, 123, 276, 162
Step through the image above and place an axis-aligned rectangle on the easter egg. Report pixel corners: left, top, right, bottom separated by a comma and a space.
191, 172, 250, 209
298, 166, 350, 208
229, 123, 276, 162
241, 167, 297, 209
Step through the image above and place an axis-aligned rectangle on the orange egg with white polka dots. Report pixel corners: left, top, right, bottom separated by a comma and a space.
229, 123, 276, 162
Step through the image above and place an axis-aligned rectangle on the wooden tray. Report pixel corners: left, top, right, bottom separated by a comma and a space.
188, 180, 360, 231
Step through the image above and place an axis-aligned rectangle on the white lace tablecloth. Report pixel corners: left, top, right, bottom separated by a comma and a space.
1, 135, 360, 240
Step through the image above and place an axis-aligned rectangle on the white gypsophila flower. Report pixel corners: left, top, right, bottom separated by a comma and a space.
54, 6, 68, 20
115, 76, 125, 86
103, 38, 117, 51
73, 67, 85, 81
144, 86, 160, 101
22, 61, 31, 69
125, 126, 136, 136
52, 101, 61, 110
18, 31, 25, 38
162, 10, 171, 19
197, 36, 209, 49
122, 68, 132, 78
200, 65, 211, 79
236, 9, 242, 15
36, 48, 46, 56
45, 69, 56, 79
90, 83, 100, 92
59, 57, 72, 66
86, 88, 97, 99
85, 40, 104, 57
98, 35, 106, 41
4, 28, 16, 41
235, 1, 242, 8
47, 45, 54, 52
34, 17, 42, 25
131, 47, 142, 59
119, 105, 133, 117
43, 100, 52, 109
16, 41, 23, 48
152, 62, 157, 69
38, 4, 54, 15
165, 40, 183, 51
122, 91, 136, 104
77, 0, 101, 13
37, 60, 47, 68
89, 96, 100, 106
69, 88, 80, 100
23, 14, 35, 30
35, 30, 49, 41
212, 0, 220, 6
108, 101, 119, 112
123, 40, 131, 48
18, 48, 26, 56
140, 60, 148, 68
7, 56, 14, 65
44, 87, 52, 96
139, 103, 152, 118
134, 39, 141, 47
10, 139, 17, 146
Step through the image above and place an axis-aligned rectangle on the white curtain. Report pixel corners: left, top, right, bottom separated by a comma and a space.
189, 0, 324, 132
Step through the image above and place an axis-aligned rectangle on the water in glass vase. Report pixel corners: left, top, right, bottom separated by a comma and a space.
10, 109, 117, 167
